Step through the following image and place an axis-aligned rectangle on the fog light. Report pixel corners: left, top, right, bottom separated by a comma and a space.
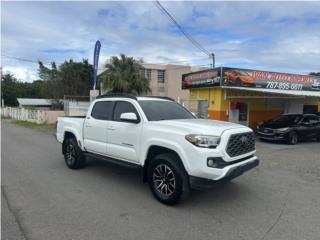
207, 159, 215, 167
207, 157, 226, 168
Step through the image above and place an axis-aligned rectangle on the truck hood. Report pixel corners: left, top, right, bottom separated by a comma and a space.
153, 119, 250, 136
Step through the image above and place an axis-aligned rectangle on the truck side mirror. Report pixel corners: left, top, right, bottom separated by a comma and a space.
120, 112, 140, 123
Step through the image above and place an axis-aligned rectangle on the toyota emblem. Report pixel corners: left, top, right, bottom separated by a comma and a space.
240, 136, 248, 145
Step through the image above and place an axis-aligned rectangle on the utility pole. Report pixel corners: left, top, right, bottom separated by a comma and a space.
211, 53, 215, 68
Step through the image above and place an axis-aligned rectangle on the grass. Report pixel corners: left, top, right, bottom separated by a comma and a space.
11, 120, 55, 129
1, 114, 11, 119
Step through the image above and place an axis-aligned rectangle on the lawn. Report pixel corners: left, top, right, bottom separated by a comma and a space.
10, 120, 55, 129
1, 115, 11, 119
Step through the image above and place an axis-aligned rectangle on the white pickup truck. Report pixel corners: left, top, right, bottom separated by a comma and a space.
56, 94, 259, 204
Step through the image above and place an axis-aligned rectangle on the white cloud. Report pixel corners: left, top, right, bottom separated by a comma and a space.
3, 66, 38, 82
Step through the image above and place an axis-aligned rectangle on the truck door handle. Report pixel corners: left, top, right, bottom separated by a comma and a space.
85, 123, 93, 127
108, 126, 115, 130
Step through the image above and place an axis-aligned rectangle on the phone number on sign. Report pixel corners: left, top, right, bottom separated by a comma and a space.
266, 82, 303, 90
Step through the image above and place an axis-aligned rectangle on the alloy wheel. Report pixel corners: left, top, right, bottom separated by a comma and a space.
66, 144, 76, 165
153, 164, 176, 197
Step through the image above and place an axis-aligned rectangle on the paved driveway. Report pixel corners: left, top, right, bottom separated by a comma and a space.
2, 120, 320, 240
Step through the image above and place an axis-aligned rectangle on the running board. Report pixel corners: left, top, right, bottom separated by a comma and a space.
84, 152, 142, 170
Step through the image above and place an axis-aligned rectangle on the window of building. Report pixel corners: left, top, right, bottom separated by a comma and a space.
145, 69, 152, 80
157, 70, 165, 83
91, 101, 114, 120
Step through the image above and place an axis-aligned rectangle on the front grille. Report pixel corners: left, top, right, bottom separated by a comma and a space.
226, 132, 255, 157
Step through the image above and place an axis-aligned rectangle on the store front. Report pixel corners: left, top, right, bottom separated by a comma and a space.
182, 67, 320, 129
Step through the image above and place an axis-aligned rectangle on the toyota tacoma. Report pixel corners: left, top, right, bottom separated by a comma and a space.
56, 94, 259, 205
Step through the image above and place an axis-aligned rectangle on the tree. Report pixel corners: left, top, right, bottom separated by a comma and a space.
310, 72, 320, 76
38, 59, 92, 100
1, 73, 47, 106
101, 54, 150, 95
1, 73, 19, 106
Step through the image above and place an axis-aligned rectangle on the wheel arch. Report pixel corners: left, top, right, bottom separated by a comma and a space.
142, 145, 187, 182
62, 131, 80, 154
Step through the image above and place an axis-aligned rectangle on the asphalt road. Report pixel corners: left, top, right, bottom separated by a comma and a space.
2, 120, 320, 240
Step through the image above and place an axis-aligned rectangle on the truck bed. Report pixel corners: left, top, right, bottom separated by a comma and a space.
56, 116, 85, 143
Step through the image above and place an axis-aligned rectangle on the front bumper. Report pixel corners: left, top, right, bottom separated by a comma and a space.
256, 131, 287, 141
189, 158, 259, 190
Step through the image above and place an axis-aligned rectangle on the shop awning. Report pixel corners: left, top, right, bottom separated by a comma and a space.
222, 86, 320, 98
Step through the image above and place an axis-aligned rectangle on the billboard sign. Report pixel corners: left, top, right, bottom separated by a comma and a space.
221, 67, 320, 91
182, 69, 221, 89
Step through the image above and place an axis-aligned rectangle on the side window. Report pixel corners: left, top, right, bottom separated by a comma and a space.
301, 117, 310, 123
91, 101, 113, 120
302, 116, 319, 124
113, 101, 139, 122
309, 116, 320, 124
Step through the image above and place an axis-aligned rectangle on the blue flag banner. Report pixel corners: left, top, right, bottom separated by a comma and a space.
93, 40, 101, 90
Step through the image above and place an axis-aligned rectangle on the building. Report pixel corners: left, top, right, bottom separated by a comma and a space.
182, 67, 320, 129
141, 63, 206, 102
99, 63, 206, 102
17, 98, 52, 110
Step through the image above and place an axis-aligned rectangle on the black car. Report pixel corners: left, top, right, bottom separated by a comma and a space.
256, 114, 320, 145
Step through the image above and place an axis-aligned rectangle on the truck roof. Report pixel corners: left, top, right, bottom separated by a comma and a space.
96, 93, 173, 101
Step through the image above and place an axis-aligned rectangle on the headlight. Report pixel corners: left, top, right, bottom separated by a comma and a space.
275, 127, 289, 132
185, 134, 220, 148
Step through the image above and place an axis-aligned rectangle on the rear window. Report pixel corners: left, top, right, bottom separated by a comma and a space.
91, 101, 113, 120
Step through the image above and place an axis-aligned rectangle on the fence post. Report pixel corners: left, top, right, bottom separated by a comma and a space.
37, 110, 41, 124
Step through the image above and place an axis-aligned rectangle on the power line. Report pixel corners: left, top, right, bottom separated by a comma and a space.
153, 56, 210, 64
2, 53, 209, 70
1, 54, 54, 65
2, 54, 49, 64
154, 1, 211, 57
1, 54, 105, 70
165, 64, 211, 70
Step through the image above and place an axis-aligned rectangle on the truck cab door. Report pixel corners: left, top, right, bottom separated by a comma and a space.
106, 101, 142, 164
83, 101, 114, 155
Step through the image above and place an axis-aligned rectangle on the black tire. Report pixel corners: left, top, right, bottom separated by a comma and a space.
147, 153, 189, 205
63, 138, 86, 169
287, 131, 298, 145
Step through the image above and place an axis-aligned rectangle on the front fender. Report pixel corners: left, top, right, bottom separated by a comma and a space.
141, 138, 191, 172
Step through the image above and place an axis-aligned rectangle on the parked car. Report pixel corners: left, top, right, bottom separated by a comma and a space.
56, 94, 259, 205
224, 70, 256, 87
257, 114, 320, 144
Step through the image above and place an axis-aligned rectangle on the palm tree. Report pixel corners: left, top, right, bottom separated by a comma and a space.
101, 54, 150, 95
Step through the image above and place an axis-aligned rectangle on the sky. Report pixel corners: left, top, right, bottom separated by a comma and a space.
1, 1, 320, 82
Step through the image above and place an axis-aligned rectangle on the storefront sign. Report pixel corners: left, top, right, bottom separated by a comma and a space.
221, 67, 320, 91
182, 67, 320, 91
182, 69, 221, 89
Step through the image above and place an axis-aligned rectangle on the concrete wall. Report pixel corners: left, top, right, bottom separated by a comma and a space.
1, 107, 65, 124
64, 101, 90, 116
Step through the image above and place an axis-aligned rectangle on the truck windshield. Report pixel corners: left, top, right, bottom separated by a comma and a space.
138, 100, 195, 121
